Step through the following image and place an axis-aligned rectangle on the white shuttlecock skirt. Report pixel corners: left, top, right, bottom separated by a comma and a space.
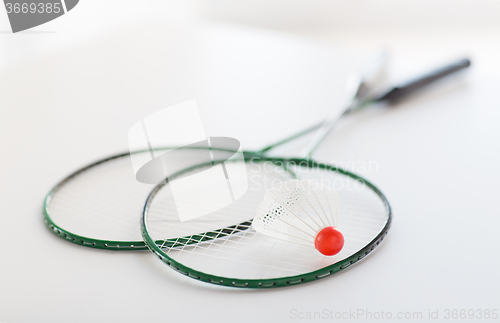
253, 179, 341, 249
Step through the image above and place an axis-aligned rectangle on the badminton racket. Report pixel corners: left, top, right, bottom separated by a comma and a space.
140, 57, 470, 288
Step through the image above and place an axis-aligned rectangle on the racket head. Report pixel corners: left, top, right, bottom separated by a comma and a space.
142, 154, 392, 288
44, 150, 160, 250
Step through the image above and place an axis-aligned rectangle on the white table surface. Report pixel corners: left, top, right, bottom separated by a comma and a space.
1, 1, 499, 322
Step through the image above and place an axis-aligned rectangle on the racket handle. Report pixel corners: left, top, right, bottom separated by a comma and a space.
375, 58, 471, 103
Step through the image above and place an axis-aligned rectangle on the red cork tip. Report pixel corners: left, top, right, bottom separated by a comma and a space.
314, 226, 344, 256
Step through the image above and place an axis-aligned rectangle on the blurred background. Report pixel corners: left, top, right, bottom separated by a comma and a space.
0, 1, 499, 322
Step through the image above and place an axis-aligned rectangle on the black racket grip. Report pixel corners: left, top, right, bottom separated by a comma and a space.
376, 58, 471, 103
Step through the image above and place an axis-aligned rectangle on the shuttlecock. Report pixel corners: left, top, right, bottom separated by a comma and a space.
253, 179, 344, 256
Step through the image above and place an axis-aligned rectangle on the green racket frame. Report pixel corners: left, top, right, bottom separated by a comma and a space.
141, 154, 392, 288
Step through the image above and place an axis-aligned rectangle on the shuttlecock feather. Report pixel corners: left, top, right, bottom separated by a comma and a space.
252, 179, 344, 256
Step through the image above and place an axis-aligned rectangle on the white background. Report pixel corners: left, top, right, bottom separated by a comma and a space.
0, 1, 499, 322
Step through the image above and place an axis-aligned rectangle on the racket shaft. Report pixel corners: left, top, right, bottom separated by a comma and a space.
375, 58, 471, 102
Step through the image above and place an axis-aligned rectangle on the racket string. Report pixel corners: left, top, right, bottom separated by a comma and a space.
47, 153, 155, 241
